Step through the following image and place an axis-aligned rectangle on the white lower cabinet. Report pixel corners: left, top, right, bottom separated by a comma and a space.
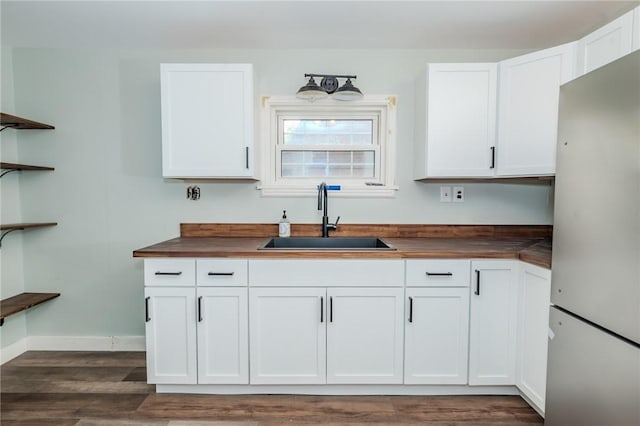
404, 287, 470, 384
516, 263, 551, 413
249, 287, 404, 385
249, 287, 326, 384
197, 287, 248, 384
145, 287, 197, 384
326, 288, 404, 384
469, 260, 519, 386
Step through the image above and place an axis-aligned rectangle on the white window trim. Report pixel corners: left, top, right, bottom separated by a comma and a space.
258, 95, 398, 197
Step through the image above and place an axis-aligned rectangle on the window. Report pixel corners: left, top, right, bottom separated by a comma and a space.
259, 96, 397, 196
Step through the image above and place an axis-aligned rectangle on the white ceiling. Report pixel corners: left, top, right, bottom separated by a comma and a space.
1, 1, 638, 49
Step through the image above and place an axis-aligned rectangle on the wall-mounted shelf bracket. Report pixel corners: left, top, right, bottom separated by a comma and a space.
0, 222, 57, 248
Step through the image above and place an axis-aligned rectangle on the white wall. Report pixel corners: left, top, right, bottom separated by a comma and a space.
0, 48, 28, 350
6, 47, 552, 340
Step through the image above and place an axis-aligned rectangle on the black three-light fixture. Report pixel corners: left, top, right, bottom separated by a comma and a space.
296, 73, 363, 101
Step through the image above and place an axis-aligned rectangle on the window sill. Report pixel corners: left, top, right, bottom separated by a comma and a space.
257, 184, 398, 198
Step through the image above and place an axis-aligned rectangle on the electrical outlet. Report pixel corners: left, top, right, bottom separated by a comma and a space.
440, 186, 452, 202
453, 186, 464, 202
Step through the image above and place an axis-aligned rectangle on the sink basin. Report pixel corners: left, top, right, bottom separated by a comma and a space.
258, 237, 396, 251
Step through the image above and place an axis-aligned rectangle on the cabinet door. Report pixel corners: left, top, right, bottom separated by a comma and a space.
419, 63, 497, 178
577, 10, 634, 75
161, 63, 254, 178
249, 288, 326, 384
496, 42, 576, 176
517, 264, 551, 413
144, 287, 197, 384
469, 260, 518, 385
197, 287, 248, 384
405, 287, 469, 384
326, 288, 404, 384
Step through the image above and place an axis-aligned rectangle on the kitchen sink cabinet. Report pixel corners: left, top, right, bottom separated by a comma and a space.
414, 63, 498, 178
469, 260, 519, 386
160, 63, 254, 179
249, 286, 404, 385
516, 263, 551, 413
496, 42, 576, 176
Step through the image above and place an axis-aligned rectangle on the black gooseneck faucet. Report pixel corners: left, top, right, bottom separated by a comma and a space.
318, 182, 340, 237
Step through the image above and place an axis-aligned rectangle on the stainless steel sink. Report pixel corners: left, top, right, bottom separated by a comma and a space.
258, 237, 396, 251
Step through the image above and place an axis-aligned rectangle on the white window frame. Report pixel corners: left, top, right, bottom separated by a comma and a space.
258, 95, 398, 197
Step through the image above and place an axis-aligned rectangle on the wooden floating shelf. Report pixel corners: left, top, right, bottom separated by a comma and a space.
0, 112, 54, 130
0, 292, 60, 325
1, 222, 58, 231
0, 162, 55, 178
0, 222, 58, 247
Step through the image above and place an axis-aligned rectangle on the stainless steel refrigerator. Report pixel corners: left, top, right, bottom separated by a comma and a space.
546, 51, 640, 425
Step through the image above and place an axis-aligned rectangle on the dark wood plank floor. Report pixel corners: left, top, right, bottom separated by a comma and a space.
1, 351, 543, 425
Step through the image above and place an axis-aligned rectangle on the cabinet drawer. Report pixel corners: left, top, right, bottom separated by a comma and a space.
406, 260, 470, 287
249, 259, 404, 287
144, 259, 196, 286
197, 259, 248, 286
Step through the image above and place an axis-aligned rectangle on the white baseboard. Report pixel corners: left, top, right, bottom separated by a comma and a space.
1, 335, 145, 364
0, 338, 28, 364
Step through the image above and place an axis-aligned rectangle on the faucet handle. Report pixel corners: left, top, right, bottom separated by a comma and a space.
334, 216, 341, 226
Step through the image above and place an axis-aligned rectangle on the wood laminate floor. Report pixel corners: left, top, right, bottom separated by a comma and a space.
1, 351, 543, 425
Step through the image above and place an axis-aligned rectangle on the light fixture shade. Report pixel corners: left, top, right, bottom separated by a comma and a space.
296, 76, 329, 101
332, 78, 363, 101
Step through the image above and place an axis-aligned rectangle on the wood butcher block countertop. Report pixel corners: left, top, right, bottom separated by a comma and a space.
133, 224, 552, 269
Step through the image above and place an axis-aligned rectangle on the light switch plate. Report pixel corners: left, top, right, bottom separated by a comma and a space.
440, 186, 452, 202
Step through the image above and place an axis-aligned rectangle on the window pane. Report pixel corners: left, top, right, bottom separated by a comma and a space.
282, 120, 373, 146
282, 150, 375, 178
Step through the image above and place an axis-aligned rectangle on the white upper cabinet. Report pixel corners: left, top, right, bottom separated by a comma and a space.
496, 42, 576, 176
415, 63, 498, 178
577, 9, 635, 76
161, 63, 254, 178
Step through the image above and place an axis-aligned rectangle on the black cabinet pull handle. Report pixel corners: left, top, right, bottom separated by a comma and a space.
426, 272, 453, 276
408, 297, 413, 323
245, 147, 249, 169
197, 296, 203, 322
208, 272, 234, 276
145, 297, 150, 322
475, 269, 481, 295
320, 297, 324, 323
329, 297, 333, 323
155, 271, 182, 276
490, 147, 496, 169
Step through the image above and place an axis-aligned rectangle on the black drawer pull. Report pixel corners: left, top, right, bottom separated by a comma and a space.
208, 272, 234, 276
475, 269, 481, 295
155, 271, 182, 276
426, 272, 453, 276
320, 297, 324, 323
329, 297, 333, 323
145, 297, 150, 322
408, 297, 413, 323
